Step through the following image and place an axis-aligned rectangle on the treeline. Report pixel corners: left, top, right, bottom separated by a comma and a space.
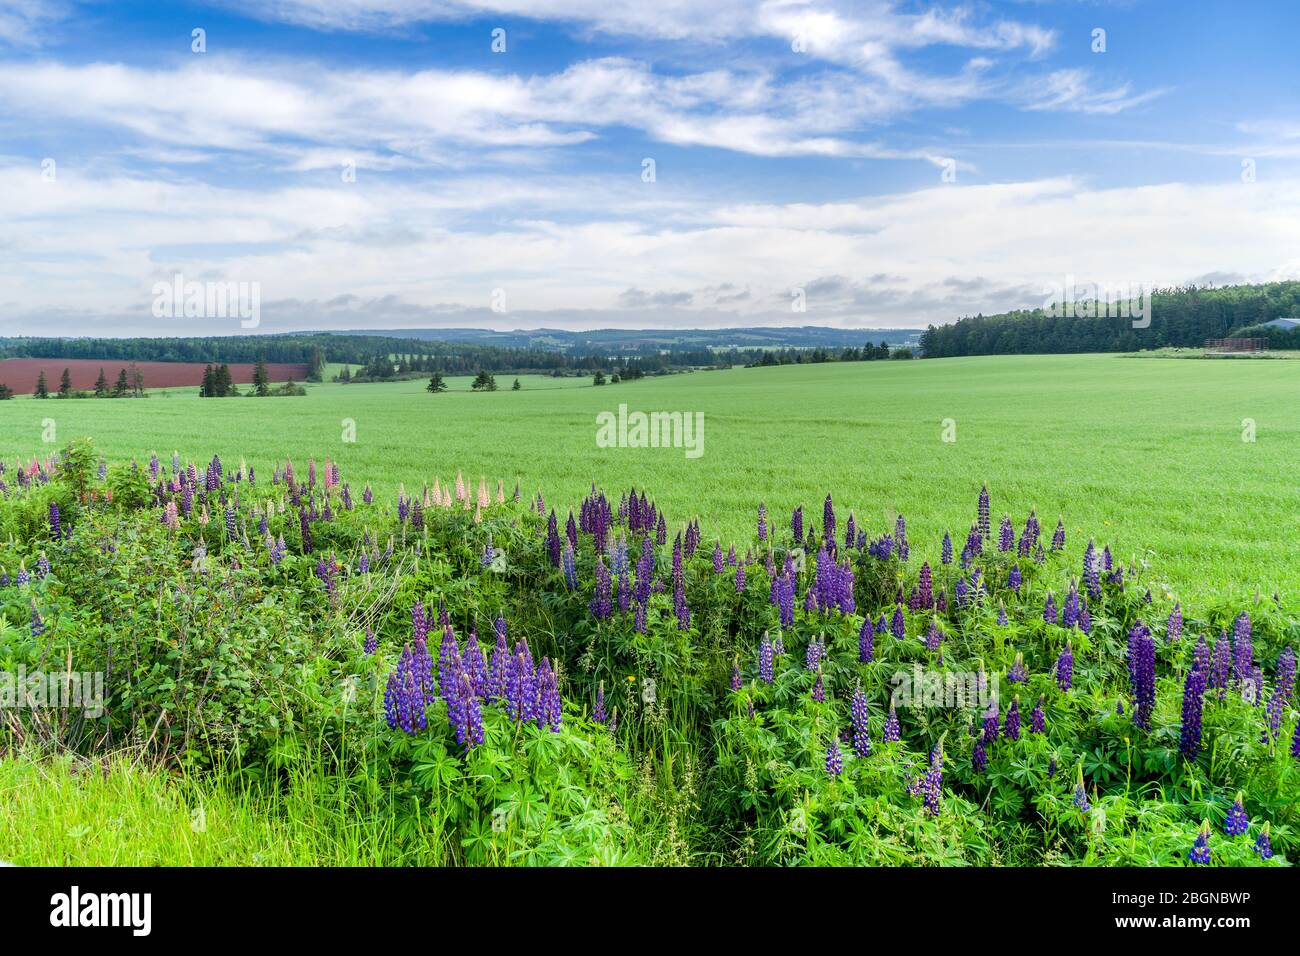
200, 360, 305, 398
918, 281, 1300, 357
746, 341, 912, 366
11, 366, 148, 400
0, 333, 751, 377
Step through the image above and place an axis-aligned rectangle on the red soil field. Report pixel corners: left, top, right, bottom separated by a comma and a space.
0, 359, 310, 393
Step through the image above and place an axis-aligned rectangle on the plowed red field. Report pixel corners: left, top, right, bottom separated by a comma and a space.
0, 359, 309, 392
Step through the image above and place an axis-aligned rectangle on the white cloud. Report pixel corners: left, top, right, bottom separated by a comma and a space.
0, 0, 66, 46
4, 163, 1299, 333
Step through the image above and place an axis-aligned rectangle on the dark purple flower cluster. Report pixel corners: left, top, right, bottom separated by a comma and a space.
1179, 661, 1208, 760
1128, 622, 1156, 730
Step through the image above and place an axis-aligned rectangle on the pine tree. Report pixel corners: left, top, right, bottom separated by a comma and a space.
34, 370, 49, 399
94, 368, 109, 397
58, 368, 72, 398
200, 365, 215, 398
511, 378, 521, 390
114, 368, 129, 398
0, 383, 13, 400
426, 372, 447, 393
471, 370, 497, 391
129, 363, 145, 397
253, 357, 270, 396
593, 370, 606, 386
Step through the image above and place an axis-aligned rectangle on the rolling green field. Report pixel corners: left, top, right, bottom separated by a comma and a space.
1, 354, 1296, 604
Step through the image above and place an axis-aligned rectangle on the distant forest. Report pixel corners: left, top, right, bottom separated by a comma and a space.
0, 329, 921, 377
919, 281, 1300, 357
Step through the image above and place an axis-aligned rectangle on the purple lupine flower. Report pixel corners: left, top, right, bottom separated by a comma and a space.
811, 670, 825, 703
673, 577, 691, 631
825, 738, 843, 776
1030, 695, 1046, 734
1082, 539, 1100, 599
1004, 697, 1021, 740
996, 601, 1008, 626
977, 483, 990, 539
925, 619, 944, 653
1179, 662, 1208, 760
593, 681, 607, 724
48, 501, 61, 540
29, 601, 44, 637
562, 544, 578, 590
1051, 518, 1065, 551
883, 704, 900, 742
757, 502, 768, 543
463, 635, 488, 701
822, 494, 835, 547
891, 604, 905, 641
972, 736, 987, 774
1054, 640, 1074, 692
1166, 603, 1183, 642
1128, 623, 1156, 730
998, 515, 1013, 552
759, 632, 774, 684
1073, 772, 1090, 812
981, 701, 1000, 744
713, 540, 724, 573
735, 562, 746, 593
730, 658, 742, 691
590, 557, 613, 620
535, 657, 561, 731
791, 506, 803, 544
1008, 653, 1027, 684
920, 740, 944, 816
916, 562, 934, 609
1188, 823, 1212, 865
36, 553, 49, 578
1232, 612, 1255, 698
1042, 592, 1058, 625
1209, 632, 1232, 698
1007, 564, 1022, 596
1224, 794, 1249, 836
805, 635, 822, 671
858, 616, 874, 663
851, 684, 870, 757
1255, 824, 1274, 860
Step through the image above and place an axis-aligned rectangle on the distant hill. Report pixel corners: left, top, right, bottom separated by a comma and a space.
340, 326, 923, 351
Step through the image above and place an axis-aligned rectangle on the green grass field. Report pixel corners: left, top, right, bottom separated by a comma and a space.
1, 355, 1295, 603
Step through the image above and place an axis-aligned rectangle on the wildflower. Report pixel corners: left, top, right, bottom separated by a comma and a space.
1051, 518, 1065, 551
1004, 697, 1021, 740
883, 704, 900, 742
858, 616, 874, 663
1209, 632, 1232, 697
30, 601, 44, 637
735, 562, 746, 593
48, 501, 61, 540
730, 658, 742, 691
364, 629, 378, 655
1223, 794, 1249, 836
1167, 603, 1183, 642
757, 502, 768, 542
757, 632, 775, 684
811, 669, 825, 703
941, 532, 952, 565
972, 737, 987, 774
1008, 563, 1021, 594
978, 483, 990, 539
996, 601, 1008, 626
998, 515, 1013, 552
822, 494, 835, 545
594, 681, 607, 724
1179, 662, 1208, 760
825, 739, 843, 776
1188, 822, 1212, 865
891, 604, 905, 640
1008, 653, 1027, 684
1255, 823, 1273, 860
851, 684, 870, 757
1073, 766, 1090, 811
1128, 623, 1156, 730
1043, 592, 1058, 625
1030, 696, 1046, 734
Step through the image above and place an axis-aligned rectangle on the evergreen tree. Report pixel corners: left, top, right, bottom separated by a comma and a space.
94, 367, 109, 397
426, 372, 447, 393
58, 368, 73, 398
200, 364, 215, 398
307, 346, 327, 382
593, 370, 607, 386
129, 363, 145, 397
512, 378, 521, 390
253, 357, 270, 396
471, 369, 497, 391
114, 368, 129, 398
0, 383, 12, 400
34, 370, 49, 399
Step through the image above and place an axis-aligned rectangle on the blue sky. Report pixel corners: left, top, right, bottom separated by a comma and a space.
1, 0, 1298, 335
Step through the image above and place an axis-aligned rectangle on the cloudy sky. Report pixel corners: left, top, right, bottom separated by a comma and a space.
1, 0, 1299, 336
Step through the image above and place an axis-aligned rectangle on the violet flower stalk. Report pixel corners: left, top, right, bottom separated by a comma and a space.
1179, 662, 1208, 760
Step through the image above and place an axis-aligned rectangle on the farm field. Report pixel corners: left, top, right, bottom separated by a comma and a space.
1, 354, 1296, 606
0, 358, 309, 392
1, 350, 1297, 870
